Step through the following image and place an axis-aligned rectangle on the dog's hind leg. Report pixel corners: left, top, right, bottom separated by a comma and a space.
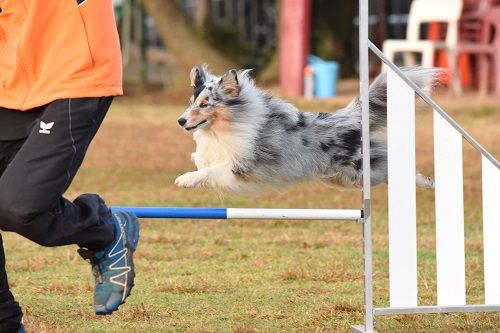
416, 171, 434, 189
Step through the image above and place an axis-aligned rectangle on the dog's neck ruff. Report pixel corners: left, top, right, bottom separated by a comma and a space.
192, 127, 253, 169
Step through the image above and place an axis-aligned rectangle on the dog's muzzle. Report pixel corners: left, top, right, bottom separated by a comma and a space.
185, 120, 207, 131
178, 117, 207, 131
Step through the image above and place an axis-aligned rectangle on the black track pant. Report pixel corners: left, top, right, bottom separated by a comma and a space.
0, 98, 116, 332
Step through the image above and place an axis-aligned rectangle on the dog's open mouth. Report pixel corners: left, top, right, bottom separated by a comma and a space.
185, 120, 207, 131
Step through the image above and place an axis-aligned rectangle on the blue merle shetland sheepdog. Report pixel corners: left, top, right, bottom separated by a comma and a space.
175, 65, 437, 193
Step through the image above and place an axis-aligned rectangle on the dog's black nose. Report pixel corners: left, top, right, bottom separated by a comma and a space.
178, 118, 187, 126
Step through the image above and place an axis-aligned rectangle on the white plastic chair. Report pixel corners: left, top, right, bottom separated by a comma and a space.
382, 0, 463, 77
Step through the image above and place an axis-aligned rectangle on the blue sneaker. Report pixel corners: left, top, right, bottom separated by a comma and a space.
17, 324, 26, 333
78, 211, 140, 315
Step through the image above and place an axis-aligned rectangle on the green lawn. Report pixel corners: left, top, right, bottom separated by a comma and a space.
5, 98, 500, 332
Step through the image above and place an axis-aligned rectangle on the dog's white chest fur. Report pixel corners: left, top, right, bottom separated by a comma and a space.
192, 129, 248, 169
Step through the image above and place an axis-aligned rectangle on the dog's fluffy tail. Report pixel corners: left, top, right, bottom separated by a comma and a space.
360, 67, 442, 129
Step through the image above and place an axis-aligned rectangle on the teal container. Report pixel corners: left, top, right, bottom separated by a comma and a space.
308, 55, 339, 98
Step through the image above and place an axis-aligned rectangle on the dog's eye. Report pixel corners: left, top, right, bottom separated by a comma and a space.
200, 103, 209, 108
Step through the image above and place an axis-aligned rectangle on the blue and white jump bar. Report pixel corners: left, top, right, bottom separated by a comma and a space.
110, 207, 362, 220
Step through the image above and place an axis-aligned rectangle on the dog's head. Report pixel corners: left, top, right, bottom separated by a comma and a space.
178, 65, 242, 132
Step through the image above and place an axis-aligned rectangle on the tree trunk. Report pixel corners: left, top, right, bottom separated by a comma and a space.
142, 0, 237, 87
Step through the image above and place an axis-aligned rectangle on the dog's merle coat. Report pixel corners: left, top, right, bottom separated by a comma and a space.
175, 65, 437, 192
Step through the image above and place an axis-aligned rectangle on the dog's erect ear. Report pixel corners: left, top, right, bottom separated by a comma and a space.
218, 69, 239, 97
189, 65, 207, 88
190, 65, 209, 100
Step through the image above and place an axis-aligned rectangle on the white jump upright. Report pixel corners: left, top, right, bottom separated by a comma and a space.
482, 155, 500, 304
433, 110, 466, 306
353, 0, 500, 332
386, 69, 418, 308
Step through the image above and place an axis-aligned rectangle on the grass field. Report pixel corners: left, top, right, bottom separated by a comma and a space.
5, 95, 500, 332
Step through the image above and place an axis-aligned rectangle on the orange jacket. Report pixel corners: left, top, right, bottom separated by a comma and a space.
0, 0, 123, 111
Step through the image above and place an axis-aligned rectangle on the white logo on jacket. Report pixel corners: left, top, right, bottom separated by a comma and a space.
39, 121, 55, 134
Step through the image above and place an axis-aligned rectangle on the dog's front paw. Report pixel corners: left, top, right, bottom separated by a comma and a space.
174, 171, 206, 188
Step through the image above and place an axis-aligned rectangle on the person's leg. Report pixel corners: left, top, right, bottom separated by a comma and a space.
0, 97, 139, 315
0, 98, 115, 249
0, 235, 23, 333
0, 139, 25, 333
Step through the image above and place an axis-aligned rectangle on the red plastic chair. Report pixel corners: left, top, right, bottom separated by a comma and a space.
429, 0, 485, 87
455, 6, 500, 96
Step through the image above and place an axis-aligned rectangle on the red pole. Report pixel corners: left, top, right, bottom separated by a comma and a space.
279, 0, 312, 96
